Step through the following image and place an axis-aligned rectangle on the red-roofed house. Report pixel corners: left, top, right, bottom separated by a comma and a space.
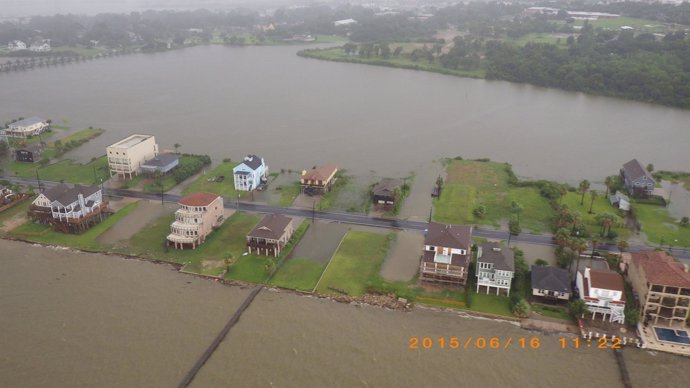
167, 192, 224, 249
576, 267, 626, 324
300, 164, 338, 194
628, 251, 690, 327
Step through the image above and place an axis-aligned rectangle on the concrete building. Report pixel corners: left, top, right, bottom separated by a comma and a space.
167, 192, 224, 249
476, 242, 514, 296
106, 134, 159, 179
5, 117, 49, 138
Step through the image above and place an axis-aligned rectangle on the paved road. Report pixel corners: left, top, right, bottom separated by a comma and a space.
5, 176, 690, 260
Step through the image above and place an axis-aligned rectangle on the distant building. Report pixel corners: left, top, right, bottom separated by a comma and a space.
246, 214, 294, 257
29, 183, 108, 233
15, 145, 42, 163
627, 251, 690, 327
620, 159, 655, 197
8, 40, 26, 51
576, 267, 625, 324
29, 40, 51, 52
334, 19, 357, 26
300, 164, 338, 195
0, 184, 16, 205
419, 222, 473, 286
167, 192, 224, 249
531, 266, 572, 301
476, 242, 515, 296
5, 117, 49, 138
567, 11, 620, 20
372, 178, 402, 209
140, 153, 180, 175
106, 134, 159, 179
233, 154, 268, 192
525, 7, 560, 16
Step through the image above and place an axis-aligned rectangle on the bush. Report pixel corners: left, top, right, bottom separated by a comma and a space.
624, 308, 639, 326
509, 219, 521, 235
512, 299, 530, 318
473, 205, 486, 218
569, 299, 588, 319
534, 259, 548, 266
681, 217, 689, 227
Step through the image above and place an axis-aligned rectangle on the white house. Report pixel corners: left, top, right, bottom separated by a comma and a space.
609, 191, 630, 211
5, 117, 50, 138
8, 40, 26, 51
576, 267, 626, 324
29, 40, 51, 52
233, 154, 268, 191
31, 183, 104, 222
334, 19, 357, 26
476, 242, 515, 296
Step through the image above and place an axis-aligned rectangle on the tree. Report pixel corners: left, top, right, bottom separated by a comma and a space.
596, 212, 617, 237
604, 176, 613, 198
569, 299, 588, 319
534, 259, 548, 266
173, 143, 181, 154
588, 190, 597, 214
510, 200, 523, 224
473, 204, 486, 218
569, 237, 588, 279
646, 163, 654, 173
578, 179, 590, 205
512, 299, 531, 318
680, 216, 689, 227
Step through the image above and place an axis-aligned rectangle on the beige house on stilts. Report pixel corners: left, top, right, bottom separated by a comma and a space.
167, 192, 224, 249
246, 214, 294, 257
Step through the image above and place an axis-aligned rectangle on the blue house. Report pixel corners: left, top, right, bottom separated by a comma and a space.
233, 154, 268, 191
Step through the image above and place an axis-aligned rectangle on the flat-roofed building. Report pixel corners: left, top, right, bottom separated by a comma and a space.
106, 134, 158, 179
5, 117, 49, 138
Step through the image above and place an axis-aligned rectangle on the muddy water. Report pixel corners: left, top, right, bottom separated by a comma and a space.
97, 201, 176, 246
287, 221, 348, 265
399, 161, 444, 221
663, 180, 690, 220
3, 239, 690, 387
380, 231, 424, 281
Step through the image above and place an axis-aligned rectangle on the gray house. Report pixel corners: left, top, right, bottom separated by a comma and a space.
620, 159, 655, 197
531, 266, 571, 301
476, 242, 515, 296
140, 154, 180, 175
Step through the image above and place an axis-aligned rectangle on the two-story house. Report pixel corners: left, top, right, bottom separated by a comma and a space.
5, 117, 49, 138
106, 134, 159, 179
627, 251, 690, 328
576, 267, 626, 324
300, 164, 338, 195
476, 242, 515, 296
8, 40, 26, 51
246, 214, 294, 257
419, 222, 473, 286
167, 192, 224, 249
29, 183, 108, 232
620, 159, 655, 197
372, 178, 401, 209
233, 154, 268, 191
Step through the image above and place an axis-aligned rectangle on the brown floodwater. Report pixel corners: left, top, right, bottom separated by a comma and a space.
2, 239, 689, 387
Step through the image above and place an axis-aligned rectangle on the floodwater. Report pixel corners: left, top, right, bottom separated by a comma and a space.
2, 239, 690, 387
380, 230, 424, 281
287, 220, 348, 265
97, 201, 176, 246
1, 44, 689, 187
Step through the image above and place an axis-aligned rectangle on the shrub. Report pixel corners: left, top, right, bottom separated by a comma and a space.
681, 217, 689, 227
534, 259, 548, 266
569, 300, 588, 319
509, 219, 521, 235
473, 205, 486, 218
512, 299, 530, 318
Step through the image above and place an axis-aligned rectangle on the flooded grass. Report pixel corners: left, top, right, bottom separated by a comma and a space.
316, 231, 392, 296
379, 231, 423, 282
97, 201, 176, 246
287, 221, 348, 265
0, 198, 31, 234
320, 173, 376, 213
270, 258, 325, 291
180, 160, 244, 197
635, 202, 690, 247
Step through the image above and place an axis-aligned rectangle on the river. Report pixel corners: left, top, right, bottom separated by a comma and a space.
0, 240, 688, 387
1, 45, 689, 185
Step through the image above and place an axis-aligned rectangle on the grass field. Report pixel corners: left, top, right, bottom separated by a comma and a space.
504, 33, 571, 47
532, 304, 572, 321
561, 191, 630, 241
9, 202, 139, 250
635, 203, 690, 248
433, 160, 553, 233
316, 231, 392, 296
468, 292, 513, 317
577, 17, 667, 33
0, 198, 31, 234
6, 156, 109, 185
41, 127, 105, 159
181, 161, 244, 197
270, 258, 326, 291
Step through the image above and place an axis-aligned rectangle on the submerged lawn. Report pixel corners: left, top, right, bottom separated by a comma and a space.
433, 160, 552, 233
635, 203, 690, 248
316, 231, 392, 296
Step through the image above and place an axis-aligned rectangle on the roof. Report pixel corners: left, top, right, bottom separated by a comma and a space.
478, 242, 514, 271
302, 164, 338, 181
422, 250, 469, 268
108, 134, 153, 149
238, 155, 264, 171
142, 153, 179, 168
11, 116, 46, 127
622, 159, 654, 183
42, 183, 100, 205
424, 222, 472, 250
179, 192, 220, 207
247, 214, 292, 240
588, 269, 625, 293
531, 266, 571, 293
631, 251, 690, 288
372, 178, 401, 197
17, 144, 42, 153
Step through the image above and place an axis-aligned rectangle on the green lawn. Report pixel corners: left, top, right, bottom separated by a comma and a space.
468, 292, 513, 317
127, 211, 260, 266
635, 203, 690, 248
276, 182, 300, 207
181, 161, 244, 197
142, 155, 211, 193
655, 171, 690, 191
5, 156, 109, 185
532, 304, 572, 321
270, 258, 326, 291
42, 127, 105, 159
9, 202, 139, 250
505, 33, 570, 47
299, 47, 485, 79
579, 17, 667, 33
433, 160, 552, 233
561, 191, 630, 240
316, 231, 392, 296
0, 198, 31, 233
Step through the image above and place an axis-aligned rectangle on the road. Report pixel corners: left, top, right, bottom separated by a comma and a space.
5, 176, 690, 260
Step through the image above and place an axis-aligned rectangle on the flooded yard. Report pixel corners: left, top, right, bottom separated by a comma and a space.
287, 220, 348, 265
97, 201, 176, 246
399, 160, 443, 221
379, 230, 423, 282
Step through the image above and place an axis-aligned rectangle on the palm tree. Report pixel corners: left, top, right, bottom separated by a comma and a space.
578, 179, 590, 205
616, 239, 629, 268
588, 190, 598, 214
596, 212, 617, 237
570, 238, 588, 281
173, 143, 181, 154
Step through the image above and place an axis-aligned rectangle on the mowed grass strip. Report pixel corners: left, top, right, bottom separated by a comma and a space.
316, 231, 392, 296
270, 258, 326, 291
433, 160, 552, 232
9, 202, 139, 251
181, 161, 243, 197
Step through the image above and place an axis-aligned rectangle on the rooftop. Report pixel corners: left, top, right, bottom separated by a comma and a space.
248, 214, 292, 240
142, 153, 179, 168
372, 178, 402, 197
424, 222, 472, 250
531, 266, 571, 293
41, 183, 100, 206
587, 268, 625, 293
622, 158, 655, 183
179, 192, 220, 207
301, 164, 338, 182
10, 116, 46, 127
237, 154, 264, 171
478, 242, 514, 271
108, 134, 154, 149
631, 251, 690, 288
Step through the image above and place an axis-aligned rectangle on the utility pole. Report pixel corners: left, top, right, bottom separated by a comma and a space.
35, 168, 42, 192
428, 206, 432, 223
312, 200, 316, 223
